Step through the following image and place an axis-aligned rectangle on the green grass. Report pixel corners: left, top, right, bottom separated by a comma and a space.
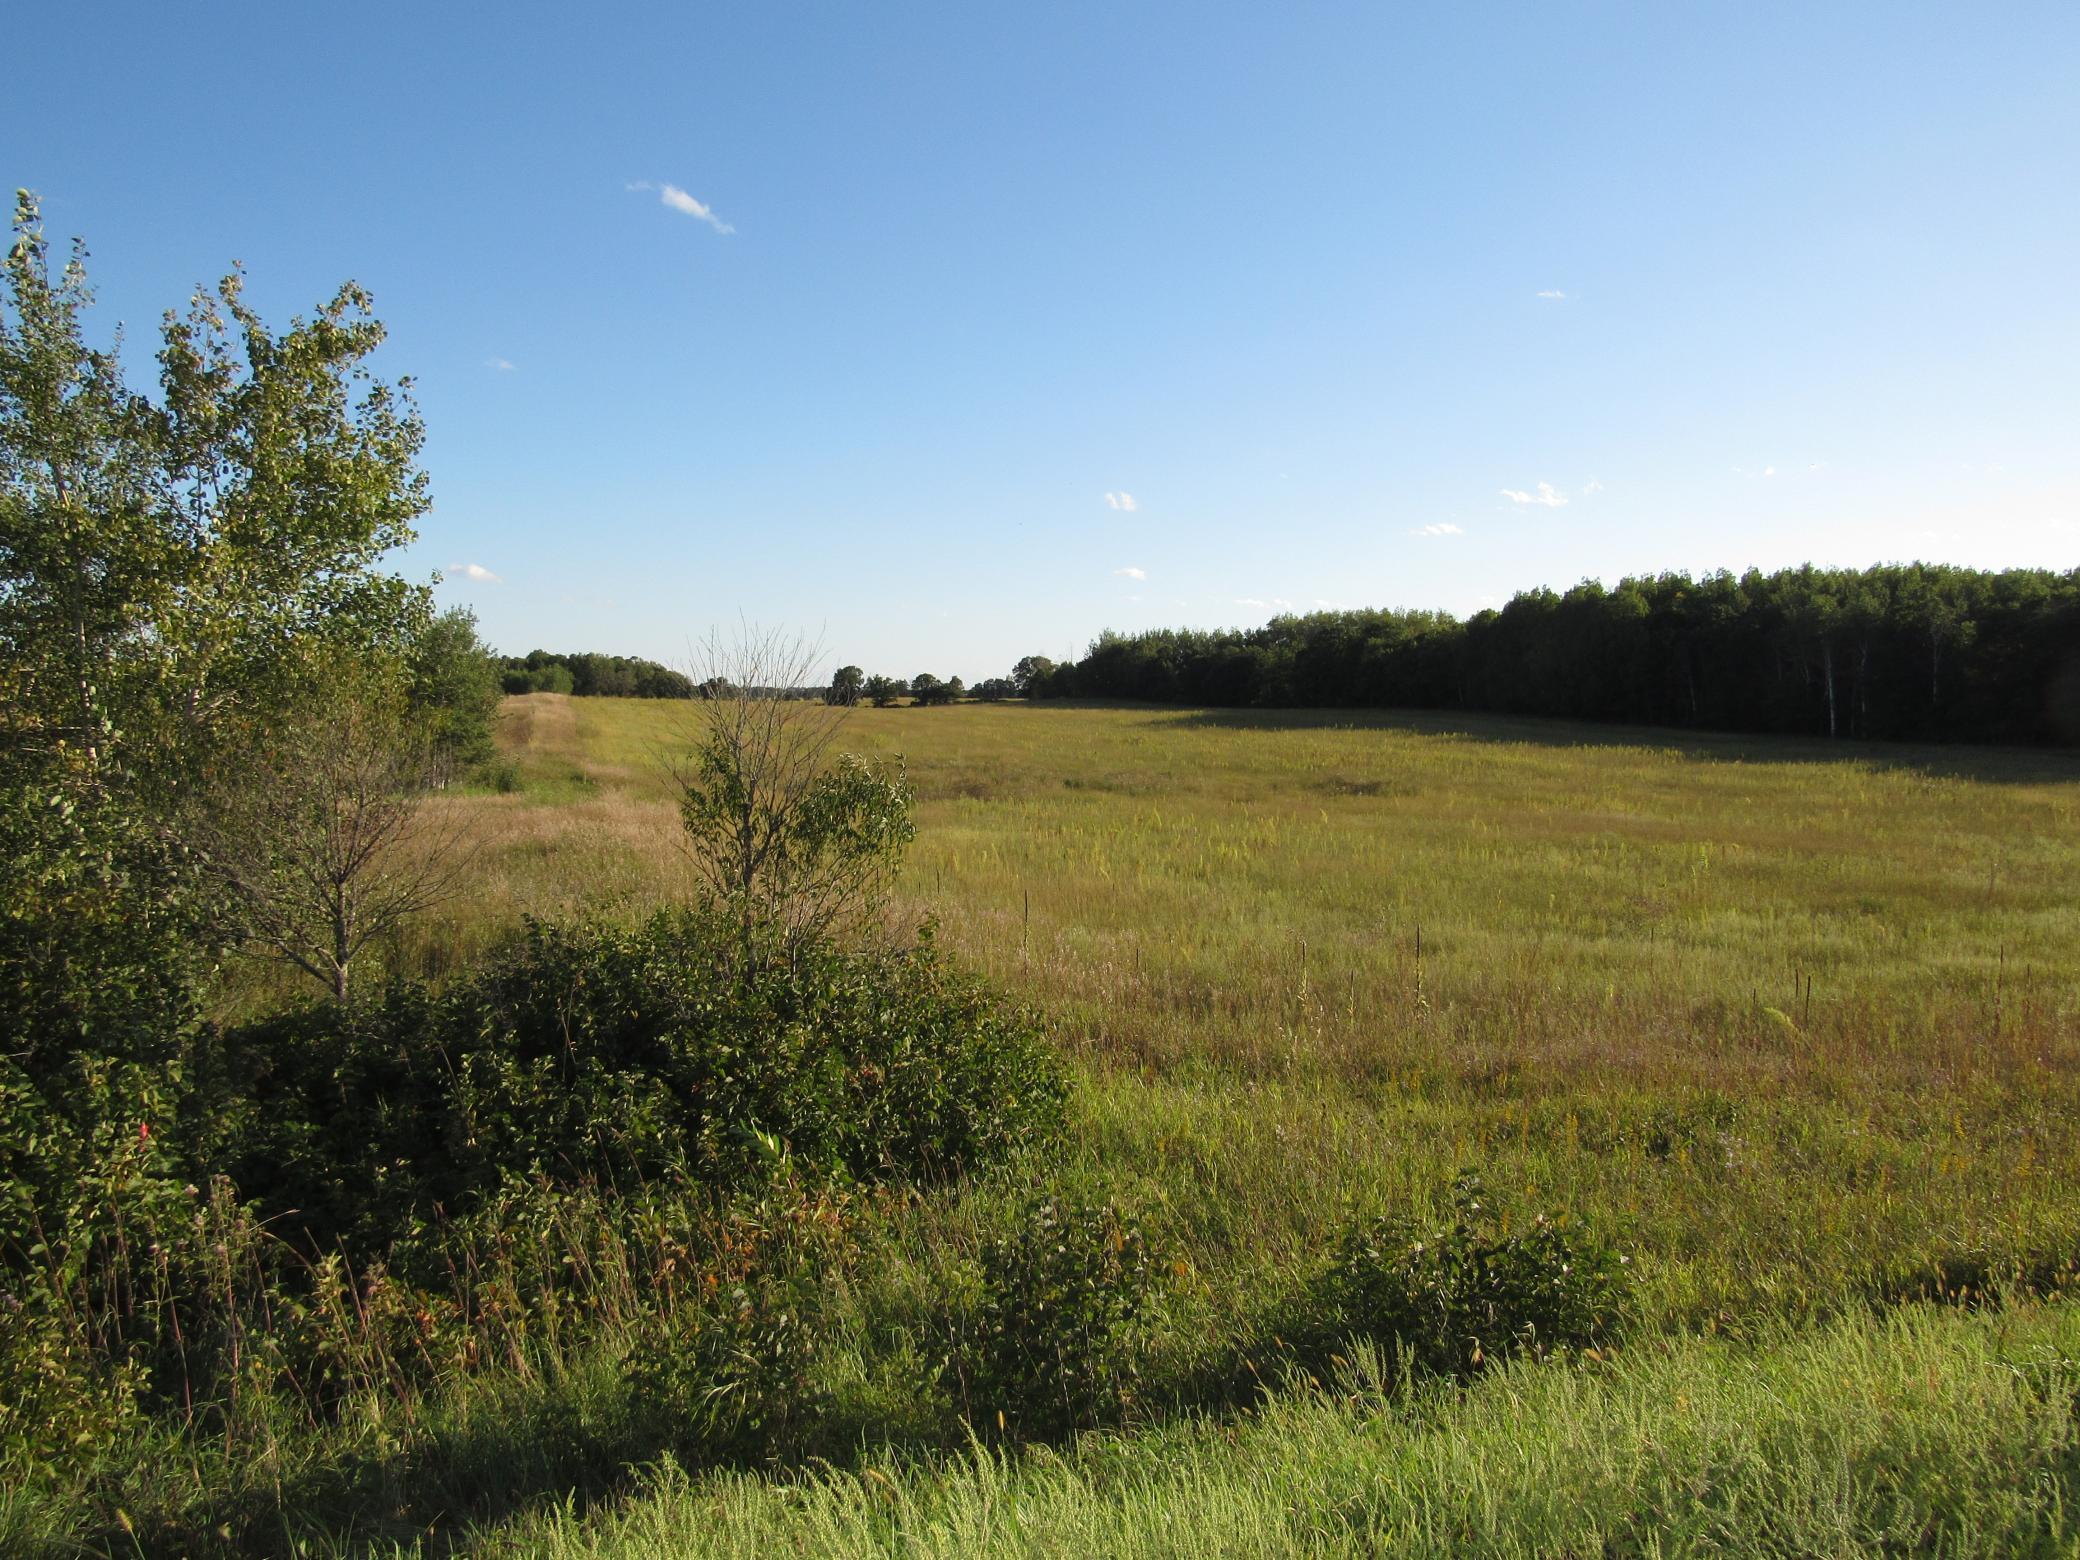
443, 1304, 2080, 1558
463, 697, 2078, 1090
166, 694, 2080, 1554
403, 697, 2080, 1328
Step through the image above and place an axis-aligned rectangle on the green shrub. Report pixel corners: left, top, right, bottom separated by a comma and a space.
215, 910, 1067, 1260
0, 774, 208, 1242
954, 1189, 1158, 1439
626, 1177, 854, 1460
1310, 1172, 1630, 1379
0, 771, 226, 1472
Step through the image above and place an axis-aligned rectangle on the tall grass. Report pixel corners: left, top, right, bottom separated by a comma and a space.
378, 697, 2080, 1331
145, 693, 2080, 1554
441, 698, 2077, 1089
476, 1303, 2080, 1559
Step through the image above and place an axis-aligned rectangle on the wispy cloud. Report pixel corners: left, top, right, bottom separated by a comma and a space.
1581, 478, 1604, 494
1536, 289, 1567, 300
1113, 565, 1148, 581
627, 180, 734, 235
484, 356, 516, 372
1234, 596, 1295, 613
1500, 482, 1567, 508
1410, 522, 1464, 537
444, 562, 502, 584
1104, 491, 1139, 511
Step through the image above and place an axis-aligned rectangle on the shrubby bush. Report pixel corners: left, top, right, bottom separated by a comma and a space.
214, 910, 1066, 1261
0, 770, 219, 1471
953, 1188, 1160, 1439
0, 880, 1068, 1484
1309, 1172, 1630, 1379
626, 1176, 860, 1459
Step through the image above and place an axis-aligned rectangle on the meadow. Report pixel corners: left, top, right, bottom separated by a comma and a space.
160, 693, 2080, 1554
420, 696, 2080, 1326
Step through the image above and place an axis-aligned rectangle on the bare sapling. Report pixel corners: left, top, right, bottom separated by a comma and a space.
667, 627, 913, 961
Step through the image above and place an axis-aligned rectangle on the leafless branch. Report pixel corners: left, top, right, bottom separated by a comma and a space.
184, 693, 476, 1000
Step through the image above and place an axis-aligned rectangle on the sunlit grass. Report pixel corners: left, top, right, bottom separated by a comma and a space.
457, 699, 2078, 1087
367, 695, 2080, 1332
116, 694, 2080, 1554
48, 698, 2063, 1560
464, 1303, 2080, 1559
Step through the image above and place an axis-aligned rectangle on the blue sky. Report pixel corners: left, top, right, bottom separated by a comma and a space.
8, 2, 2077, 680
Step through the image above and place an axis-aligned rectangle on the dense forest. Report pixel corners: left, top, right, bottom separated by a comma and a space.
1029, 565, 2080, 745
501, 648, 696, 698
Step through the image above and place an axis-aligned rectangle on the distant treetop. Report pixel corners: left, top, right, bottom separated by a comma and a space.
501, 650, 694, 699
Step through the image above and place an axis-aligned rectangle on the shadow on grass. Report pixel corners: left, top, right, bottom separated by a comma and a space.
117, 1389, 704, 1559
121, 1366, 971, 1558
98, 1239, 2080, 1559
1054, 701, 2080, 786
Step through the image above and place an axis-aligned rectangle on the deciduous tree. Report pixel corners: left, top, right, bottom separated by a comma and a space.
1010, 655, 1055, 696
2, 189, 433, 806
827, 665, 864, 706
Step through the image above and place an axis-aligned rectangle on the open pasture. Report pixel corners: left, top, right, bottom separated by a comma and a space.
427, 696, 2080, 1327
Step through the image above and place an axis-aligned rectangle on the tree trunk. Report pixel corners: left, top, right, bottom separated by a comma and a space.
333, 899, 352, 1003
1856, 640, 1870, 736
1821, 640, 1838, 738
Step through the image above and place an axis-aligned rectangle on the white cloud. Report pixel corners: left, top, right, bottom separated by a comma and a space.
444, 562, 502, 584
1233, 596, 1294, 613
1763, 466, 1777, 478
1581, 478, 1604, 494
485, 357, 516, 372
1500, 482, 1567, 508
1537, 289, 1567, 300
1410, 522, 1464, 537
1104, 491, 1139, 511
1114, 565, 1148, 581
627, 180, 734, 235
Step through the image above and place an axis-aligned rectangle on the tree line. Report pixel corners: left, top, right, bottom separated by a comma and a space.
823, 667, 1011, 706
501, 648, 695, 698
1013, 566, 2080, 745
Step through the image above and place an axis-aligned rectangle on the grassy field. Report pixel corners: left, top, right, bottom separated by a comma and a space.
199, 693, 2080, 1554
410, 696, 2080, 1323
486, 1304, 2080, 1558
